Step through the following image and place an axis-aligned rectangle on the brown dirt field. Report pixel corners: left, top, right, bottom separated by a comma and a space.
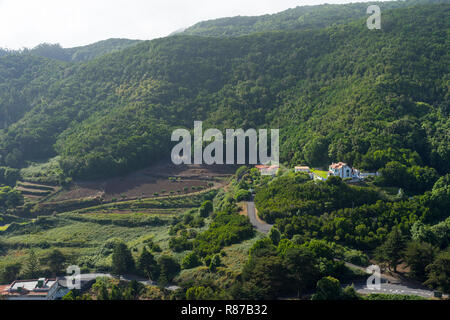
17, 182, 60, 202
18, 182, 58, 190
51, 163, 235, 203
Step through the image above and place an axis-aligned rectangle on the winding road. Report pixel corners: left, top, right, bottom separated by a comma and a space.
244, 201, 440, 299
339, 261, 441, 298
246, 201, 273, 234
352, 282, 436, 298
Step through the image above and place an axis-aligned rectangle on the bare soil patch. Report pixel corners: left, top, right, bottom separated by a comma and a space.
52, 163, 235, 202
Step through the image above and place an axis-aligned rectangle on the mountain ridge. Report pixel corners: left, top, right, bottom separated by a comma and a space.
181, 0, 447, 37
0, 38, 142, 62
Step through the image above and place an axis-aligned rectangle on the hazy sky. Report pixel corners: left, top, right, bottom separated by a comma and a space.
0, 0, 380, 49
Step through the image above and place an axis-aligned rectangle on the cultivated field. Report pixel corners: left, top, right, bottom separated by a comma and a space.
51, 163, 235, 202
0, 192, 216, 272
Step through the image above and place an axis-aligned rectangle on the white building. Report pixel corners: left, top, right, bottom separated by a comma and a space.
359, 172, 380, 179
295, 166, 311, 173
328, 162, 359, 179
328, 162, 380, 180
255, 165, 279, 176
0, 278, 69, 300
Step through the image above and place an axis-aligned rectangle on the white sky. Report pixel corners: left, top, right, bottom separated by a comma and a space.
0, 0, 380, 49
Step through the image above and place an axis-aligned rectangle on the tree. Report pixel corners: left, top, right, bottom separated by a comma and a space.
111, 242, 135, 276
241, 254, 287, 299
109, 284, 123, 300
93, 279, 110, 300
62, 290, 76, 300
283, 246, 319, 297
137, 247, 160, 281
0, 186, 24, 209
46, 249, 66, 276
23, 249, 40, 279
407, 166, 439, 193
209, 254, 221, 272
311, 277, 360, 300
199, 200, 214, 217
268, 228, 281, 246
424, 250, 450, 293
123, 280, 141, 300
341, 285, 361, 300
1, 263, 21, 283
375, 228, 406, 272
311, 276, 342, 300
379, 161, 410, 188
158, 255, 180, 283
304, 137, 329, 166
430, 174, 450, 216
181, 252, 202, 269
235, 189, 252, 202
186, 286, 216, 300
410, 221, 433, 244
403, 241, 437, 280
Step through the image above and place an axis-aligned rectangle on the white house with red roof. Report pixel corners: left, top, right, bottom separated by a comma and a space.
255, 164, 279, 176
328, 162, 359, 179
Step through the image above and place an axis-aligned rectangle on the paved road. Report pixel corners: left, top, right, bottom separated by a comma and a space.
340, 263, 441, 298
352, 282, 435, 298
243, 204, 440, 299
246, 201, 273, 234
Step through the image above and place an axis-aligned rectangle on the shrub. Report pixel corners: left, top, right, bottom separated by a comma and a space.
199, 200, 214, 217
181, 252, 202, 269
169, 236, 193, 252
235, 189, 252, 202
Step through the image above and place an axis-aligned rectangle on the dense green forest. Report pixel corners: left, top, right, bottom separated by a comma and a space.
0, 2, 448, 182
182, 0, 446, 37
0, 38, 141, 62
0, 0, 448, 301
0, 4, 450, 182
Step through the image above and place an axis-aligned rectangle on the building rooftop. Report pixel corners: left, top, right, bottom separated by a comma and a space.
1, 278, 58, 297
329, 162, 348, 169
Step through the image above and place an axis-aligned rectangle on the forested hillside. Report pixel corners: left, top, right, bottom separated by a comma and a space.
32, 39, 142, 62
0, 2, 448, 180
0, 0, 449, 301
182, 0, 446, 36
0, 38, 141, 63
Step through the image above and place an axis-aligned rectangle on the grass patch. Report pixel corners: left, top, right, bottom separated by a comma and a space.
0, 207, 209, 273
20, 157, 62, 184
311, 169, 328, 179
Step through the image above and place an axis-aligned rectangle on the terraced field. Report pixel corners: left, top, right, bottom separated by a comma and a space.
0, 191, 216, 272
16, 181, 60, 202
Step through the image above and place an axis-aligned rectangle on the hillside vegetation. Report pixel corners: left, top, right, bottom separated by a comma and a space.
0, 38, 141, 62
182, 0, 446, 36
0, 2, 448, 182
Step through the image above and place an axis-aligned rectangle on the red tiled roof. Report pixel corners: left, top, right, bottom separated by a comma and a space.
255, 165, 279, 169
330, 162, 348, 169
